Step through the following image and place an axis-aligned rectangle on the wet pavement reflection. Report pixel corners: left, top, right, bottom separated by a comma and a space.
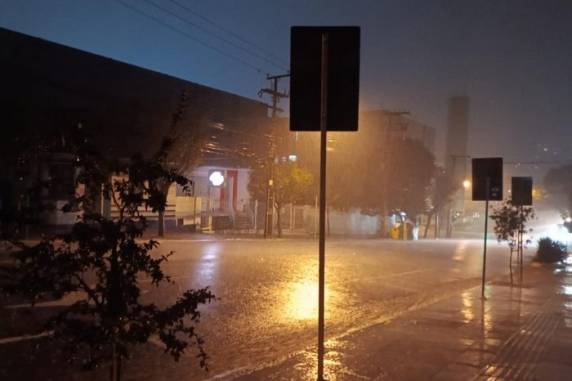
137, 238, 520, 379
3, 238, 569, 381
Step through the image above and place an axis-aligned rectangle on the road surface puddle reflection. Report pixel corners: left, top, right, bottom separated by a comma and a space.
281, 262, 339, 321
452, 240, 469, 262
292, 340, 368, 381
461, 290, 474, 322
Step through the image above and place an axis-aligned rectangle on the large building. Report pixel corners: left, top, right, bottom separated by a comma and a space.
0, 27, 268, 230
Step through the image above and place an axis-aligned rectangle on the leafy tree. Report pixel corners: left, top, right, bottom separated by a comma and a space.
536, 237, 568, 263
1, 126, 214, 380
490, 198, 535, 282
385, 138, 436, 219
544, 164, 572, 216
297, 132, 436, 236
249, 161, 314, 237
423, 168, 458, 238
153, 90, 210, 237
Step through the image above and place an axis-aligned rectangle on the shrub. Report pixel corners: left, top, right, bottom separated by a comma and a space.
535, 237, 568, 263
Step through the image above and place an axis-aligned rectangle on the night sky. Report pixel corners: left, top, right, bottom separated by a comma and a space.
1, 0, 571, 167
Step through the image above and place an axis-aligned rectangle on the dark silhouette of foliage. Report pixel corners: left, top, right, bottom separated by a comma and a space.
535, 237, 568, 263
153, 90, 210, 237
544, 164, 572, 215
490, 199, 535, 247
321, 135, 436, 235
490, 198, 535, 282
1, 125, 214, 379
423, 167, 458, 238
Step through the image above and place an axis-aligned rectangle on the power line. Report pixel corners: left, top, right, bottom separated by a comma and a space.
506, 160, 571, 165
143, 0, 283, 68
166, 0, 288, 67
141, 0, 288, 71
114, 0, 266, 74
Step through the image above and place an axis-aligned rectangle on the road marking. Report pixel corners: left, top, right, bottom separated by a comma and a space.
347, 269, 430, 284
0, 330, 53, 345
4, 291, 87, 309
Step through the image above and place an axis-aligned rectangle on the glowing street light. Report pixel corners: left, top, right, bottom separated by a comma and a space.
209, 170, 225, 187
463, 179, 471, 189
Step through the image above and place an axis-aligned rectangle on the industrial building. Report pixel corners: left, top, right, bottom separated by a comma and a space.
0, 27, 268, 231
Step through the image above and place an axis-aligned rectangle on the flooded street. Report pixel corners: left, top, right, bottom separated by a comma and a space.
140, 238, 516, 379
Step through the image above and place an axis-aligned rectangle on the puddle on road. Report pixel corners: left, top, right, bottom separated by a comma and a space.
281, 262, 340, 322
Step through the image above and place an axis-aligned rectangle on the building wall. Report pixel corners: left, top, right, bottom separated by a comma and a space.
0, 27, 268, 228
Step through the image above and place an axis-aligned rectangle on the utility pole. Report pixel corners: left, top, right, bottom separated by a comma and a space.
259, 73, 289, 238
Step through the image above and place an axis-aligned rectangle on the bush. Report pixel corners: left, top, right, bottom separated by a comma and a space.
535, 237, 568, 263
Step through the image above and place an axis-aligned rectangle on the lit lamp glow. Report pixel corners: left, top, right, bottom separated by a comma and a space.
208, 170, 225, 187
463, 180, 471, 189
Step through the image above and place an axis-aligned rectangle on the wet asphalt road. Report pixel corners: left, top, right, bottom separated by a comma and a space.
137, 237, 519, 380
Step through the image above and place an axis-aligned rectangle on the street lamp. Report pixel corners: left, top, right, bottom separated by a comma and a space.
209, 170, 225, 187
462, 179, 471, 189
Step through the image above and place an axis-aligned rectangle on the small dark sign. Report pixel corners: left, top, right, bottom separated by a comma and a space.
472, 158, 503, 201
512, 177, 533, 206
290, 26, 360, 131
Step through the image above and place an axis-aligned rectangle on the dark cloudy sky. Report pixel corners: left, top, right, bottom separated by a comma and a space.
1, 0, 571, 166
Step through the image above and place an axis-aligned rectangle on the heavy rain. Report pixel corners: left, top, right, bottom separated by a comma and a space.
1, 1, 572, 380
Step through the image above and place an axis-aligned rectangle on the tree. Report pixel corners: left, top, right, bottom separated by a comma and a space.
490, 198, 535, 283
423, 168, 458, 238
281, 122, 436, 237
324, 135, 436, 233
385, 138, 436, 219
544, 164, 572, 215
1, 126, 214, 380
154, 90, 210, 237
248, 161, 314, 237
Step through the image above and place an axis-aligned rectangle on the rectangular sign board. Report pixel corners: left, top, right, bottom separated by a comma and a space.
472, 158, 503, 201
512, 176, 533, 206
290, 26, 360, 131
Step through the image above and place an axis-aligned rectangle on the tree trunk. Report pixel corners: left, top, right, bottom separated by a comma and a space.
382, 202, 388, 238
275, 204, 282, 237
423, 213, 433, 239
158, 210, 165, 237
446, 208, 453, 238
111, 342, 121, 381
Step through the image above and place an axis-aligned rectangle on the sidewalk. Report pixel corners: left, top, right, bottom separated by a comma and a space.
234, 261, 572, 381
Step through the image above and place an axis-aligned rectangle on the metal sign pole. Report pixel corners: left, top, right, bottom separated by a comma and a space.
481, 178, 490, 299
317, 31, 328, 381
520, 205, 524, 283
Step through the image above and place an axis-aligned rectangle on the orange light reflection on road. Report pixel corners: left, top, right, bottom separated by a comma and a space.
282, 263, 337, 321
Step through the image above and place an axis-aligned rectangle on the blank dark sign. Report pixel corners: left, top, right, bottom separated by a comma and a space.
290, 26, 360, 131
472, 158, 503, 201
512, 177, 533, 206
